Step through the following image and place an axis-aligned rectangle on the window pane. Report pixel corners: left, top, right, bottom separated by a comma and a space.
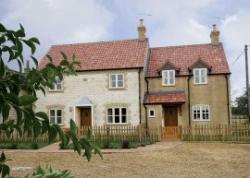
50, 110, 55, 117
122, 116, 126, 123
115, 108, 120, 115
50, 116, 55, 124
122, 108, 126, 115
57, 116, 62, 124
194, 70, 200, 83
111, 75, 116, 88
117, 75, 123, 81
108, 116, 113, 123
108, 109, 112, 116
57, 83, 62, 90
57, 110, 62, 117
118, 80, 123, 87
112, 80, 116, 87
150, 110, 154, 116
115, 116, 120, 123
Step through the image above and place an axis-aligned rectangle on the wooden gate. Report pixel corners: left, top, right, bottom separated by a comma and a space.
161, 126, 182, 140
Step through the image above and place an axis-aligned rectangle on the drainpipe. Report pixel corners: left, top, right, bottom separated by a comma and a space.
187, 75, 191, 127
143, 105, 148, 135
225, 74, 231, 125
138, 69, 142, 124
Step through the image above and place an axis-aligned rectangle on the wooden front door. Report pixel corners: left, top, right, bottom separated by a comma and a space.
80, 108, 91, 127
162, 106, 181, 140
164, 107, 178, 126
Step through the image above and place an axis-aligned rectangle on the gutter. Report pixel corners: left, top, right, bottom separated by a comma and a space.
224, 74, 231, 125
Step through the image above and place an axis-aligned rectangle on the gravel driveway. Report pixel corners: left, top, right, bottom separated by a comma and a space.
7, 142, 250, 178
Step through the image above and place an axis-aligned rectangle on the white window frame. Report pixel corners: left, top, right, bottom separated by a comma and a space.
109, 74, 125, 89
107, 107, 127, 124
162, 70, 175, 86
49, 77, 63, 91
148, 108, 156, 118
49, 109, 63, 125
193, 68, 207, 85
192, 105, 210, 121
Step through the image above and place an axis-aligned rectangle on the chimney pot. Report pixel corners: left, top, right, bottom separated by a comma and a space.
210, 24, 220, 44
137, 19, 146, 40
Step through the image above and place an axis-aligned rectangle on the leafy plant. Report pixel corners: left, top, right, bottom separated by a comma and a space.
24, 165, 73, 178
0, 152, 10, 178
0, 23, 102, 177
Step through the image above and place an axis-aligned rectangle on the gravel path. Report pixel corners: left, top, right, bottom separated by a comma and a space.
6, 142, 250, 178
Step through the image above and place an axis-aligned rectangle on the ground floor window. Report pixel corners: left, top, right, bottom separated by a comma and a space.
107, 107, 127, 124
192, 105, 210, 121
49, 109, 63, 124
148, 108, 156, 118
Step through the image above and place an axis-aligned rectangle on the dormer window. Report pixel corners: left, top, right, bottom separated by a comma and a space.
193, 68, 207, 84
162, 70, 175, 86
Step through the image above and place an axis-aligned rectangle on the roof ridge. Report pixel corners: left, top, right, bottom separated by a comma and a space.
51, 38, 148, 47
150, 42, 222, 49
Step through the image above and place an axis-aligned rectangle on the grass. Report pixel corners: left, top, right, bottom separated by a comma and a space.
0, 141, 50, 149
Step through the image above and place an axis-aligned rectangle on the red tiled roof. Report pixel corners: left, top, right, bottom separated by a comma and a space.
147, 43, 230, 77
39, 39, 148, 70
144, 91, 186, 105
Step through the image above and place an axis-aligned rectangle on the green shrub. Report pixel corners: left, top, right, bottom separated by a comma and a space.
110, 142, 121, 149
31, 142, 39, 149
9, 143, 18, 149
122, 140, 130, 149
24, 165, 74, 178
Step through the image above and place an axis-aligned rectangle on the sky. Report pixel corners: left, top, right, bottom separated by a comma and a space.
1, 0, 250, 102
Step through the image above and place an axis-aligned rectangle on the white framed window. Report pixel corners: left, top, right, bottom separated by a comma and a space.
193, 68, 207, 84
192, 105, 210, 121
162, 70, 175, 86
107, 107, 127, 124
109, 74, 124, 89
49, 109, 63, 125
49, 77, 63, 91
148, 108, 156, 118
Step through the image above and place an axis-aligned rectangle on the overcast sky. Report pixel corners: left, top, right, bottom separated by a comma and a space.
1, 0, 250, 101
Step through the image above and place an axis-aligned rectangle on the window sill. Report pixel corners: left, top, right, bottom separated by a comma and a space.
193, 83, 208, 85
108, 87, 126, 91
48, 90, 64, 93
192, 120, 210, 122
149, 116, 156, 118
106, 123, 129, 126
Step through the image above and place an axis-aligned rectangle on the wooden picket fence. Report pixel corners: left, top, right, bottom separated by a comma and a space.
78, 125, 160, 144
182, 124, 250, 142
0, 130, 49, 142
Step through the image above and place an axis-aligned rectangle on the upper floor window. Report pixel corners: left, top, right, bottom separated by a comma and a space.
162, 70, 175, 86
107, 107, 127, 124
49, 109, 63, 125
193, 68, 207, 84
50, 77, 63, 91
192, 105, 210, 121
109, 74, 124, 89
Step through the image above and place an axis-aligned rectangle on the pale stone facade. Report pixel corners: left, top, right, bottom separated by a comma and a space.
36, 69, 141, 128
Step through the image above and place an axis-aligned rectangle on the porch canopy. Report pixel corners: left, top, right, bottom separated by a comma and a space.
75, 96, 93, 106
144, 90, 186, 105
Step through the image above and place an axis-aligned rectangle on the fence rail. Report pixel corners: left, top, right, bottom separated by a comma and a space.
1, 124, 250, 144
182, 124, 250, 142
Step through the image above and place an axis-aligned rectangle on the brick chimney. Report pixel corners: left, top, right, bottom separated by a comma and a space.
210, 24, 220, 44
137, 19, 146, 40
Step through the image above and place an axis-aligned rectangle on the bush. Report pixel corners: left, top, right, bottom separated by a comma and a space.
9, 143, 18, 149
122, 140, 130, 149
110, 142, 121, 149
32, 142, 39, 149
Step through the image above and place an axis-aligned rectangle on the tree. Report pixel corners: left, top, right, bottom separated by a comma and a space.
0, 23, 102, 177
232, 89, 248, 115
